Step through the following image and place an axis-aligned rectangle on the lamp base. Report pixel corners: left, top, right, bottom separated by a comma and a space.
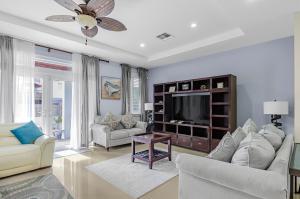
271, 114, 282, 128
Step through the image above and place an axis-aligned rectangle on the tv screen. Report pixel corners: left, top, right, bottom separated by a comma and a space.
172, 93, 210, 125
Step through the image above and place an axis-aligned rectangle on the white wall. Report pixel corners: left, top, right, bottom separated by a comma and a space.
99, 61, 122, 116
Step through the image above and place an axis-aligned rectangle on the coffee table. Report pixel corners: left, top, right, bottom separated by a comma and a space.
131, 132, 172, 169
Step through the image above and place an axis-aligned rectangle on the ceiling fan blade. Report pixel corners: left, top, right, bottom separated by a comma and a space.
81, 26, 98, 37
97, 17, 127, 31
54, 0, 82, 13
87, 0, 114, 17
46, 15, 75, 22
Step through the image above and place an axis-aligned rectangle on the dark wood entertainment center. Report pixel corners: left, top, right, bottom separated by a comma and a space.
153, 74, 237, 153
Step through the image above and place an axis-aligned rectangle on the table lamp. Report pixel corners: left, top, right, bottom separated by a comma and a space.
264, 100, 288, 127
144, 103, 153, 122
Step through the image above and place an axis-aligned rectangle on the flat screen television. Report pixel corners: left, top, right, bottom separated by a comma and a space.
172, 93, 210, 125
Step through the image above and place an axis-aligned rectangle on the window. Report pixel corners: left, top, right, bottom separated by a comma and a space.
130, 68, 141, 114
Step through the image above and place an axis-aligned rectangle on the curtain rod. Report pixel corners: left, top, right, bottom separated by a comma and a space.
35, 44, 110, 63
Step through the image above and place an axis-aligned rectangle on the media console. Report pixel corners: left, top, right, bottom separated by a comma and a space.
153, 74, 237, 152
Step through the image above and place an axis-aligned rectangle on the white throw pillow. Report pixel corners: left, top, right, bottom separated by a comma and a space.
100, 112, 120, 130
258, 129, 282, 151
262, 124, 285, 140
207, 132, 236, 162
242, 118, 258, 134
120, 114, 137, 129
231, 132, 275, 169
231, 127, 247, 148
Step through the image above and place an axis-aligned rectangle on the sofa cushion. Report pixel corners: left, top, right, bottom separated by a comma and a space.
10, 121, 43, 144
110, 130, 129, 140
231, 127, 247, 147
0, 137, 21, 146
124, 128, 144, 136
121, 114, 137, 129
258, 129, 282, 151
0, 145, 41, 171
232, 132, 275, 169
207, 132, 236, 162
100, 112, 120, 130
268, 134, 293, 175
262, 123, 285, 140
242, 118, 258, 134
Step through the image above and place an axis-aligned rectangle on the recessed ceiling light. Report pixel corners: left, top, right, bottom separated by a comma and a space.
190, 23, 197, 29
140, 43, 146, 48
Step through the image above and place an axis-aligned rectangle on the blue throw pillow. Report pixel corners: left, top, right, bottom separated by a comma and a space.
11, 121, 44, 144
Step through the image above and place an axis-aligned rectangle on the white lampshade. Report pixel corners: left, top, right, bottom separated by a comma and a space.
144, 103, 153, 111
264, 101, 289, 115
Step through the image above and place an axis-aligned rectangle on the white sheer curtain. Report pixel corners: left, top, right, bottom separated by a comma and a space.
13, 39, 35, 123
81, 55, 98, 148
70, 53, 83, 149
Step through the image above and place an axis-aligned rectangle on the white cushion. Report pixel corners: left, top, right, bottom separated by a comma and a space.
242, 118, 258, 134
0, 145, 41, 171
258, 129, 282, 151
110, 130, 129, 140
207, 132, 236, 162
120, 114, 137, 129
124, 128, 144, 136
262, 124, 285, 140
231, 127, 247, 147
100, 112, 120, 130
232, 132, 275, 169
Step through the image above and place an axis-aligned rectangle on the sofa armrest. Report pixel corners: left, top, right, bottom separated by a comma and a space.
176, 154, 288, 199
136, 121, 147, 131
91, 124, 111, 134
35, 135, 55, 167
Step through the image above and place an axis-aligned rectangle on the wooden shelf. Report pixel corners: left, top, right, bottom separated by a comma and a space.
212, 127, 230, 131
192, 89, 210, 93
211, 114, 229, 118
212, 102, 229, 105
211, 88, 229, 93
153, 74, 236, 153
154, 92, 164, 96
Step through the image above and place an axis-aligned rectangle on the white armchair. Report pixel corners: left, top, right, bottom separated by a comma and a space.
0, 123, 55, 178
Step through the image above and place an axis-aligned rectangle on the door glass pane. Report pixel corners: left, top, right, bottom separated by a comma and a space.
52, 80, 72, 151
34, 78, 43, 129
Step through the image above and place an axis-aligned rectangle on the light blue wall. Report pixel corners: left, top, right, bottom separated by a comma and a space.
99, 61, 122, 116
148, 37, 294, 133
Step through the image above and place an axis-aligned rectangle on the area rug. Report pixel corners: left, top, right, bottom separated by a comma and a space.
86, 150, 180, 199
0, 174, 73, 199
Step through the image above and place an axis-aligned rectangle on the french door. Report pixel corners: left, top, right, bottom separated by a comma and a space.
34, 74, 72, 145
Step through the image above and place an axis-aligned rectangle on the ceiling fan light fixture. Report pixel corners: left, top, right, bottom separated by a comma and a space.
77, 14, 97, 29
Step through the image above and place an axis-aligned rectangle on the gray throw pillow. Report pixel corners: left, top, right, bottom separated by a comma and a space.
231, 127, 247, 148
262, 124, 285, 140
231, 132, 275, 169
120, 114, 137, 129
258, 129, 282, 151
242, 118, 258, 134
207, 132, 236, 162
99, 112, 120, 130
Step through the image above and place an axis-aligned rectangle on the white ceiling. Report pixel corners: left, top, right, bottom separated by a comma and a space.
0, 0, 299, 68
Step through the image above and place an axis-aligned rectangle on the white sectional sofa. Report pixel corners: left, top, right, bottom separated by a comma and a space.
176, 134, 293, 199
91, 115, 147, 151
0, 123, 55, 178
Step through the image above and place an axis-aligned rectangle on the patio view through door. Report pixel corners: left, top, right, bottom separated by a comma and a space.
34, 76, 72, 151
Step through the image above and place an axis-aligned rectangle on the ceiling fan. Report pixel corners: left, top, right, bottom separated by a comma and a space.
46, 0, 127, 44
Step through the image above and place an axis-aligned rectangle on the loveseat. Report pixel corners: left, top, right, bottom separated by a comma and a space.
176, 133, 293, 199
0, 123, 55, 178
91, 115, 147, 151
